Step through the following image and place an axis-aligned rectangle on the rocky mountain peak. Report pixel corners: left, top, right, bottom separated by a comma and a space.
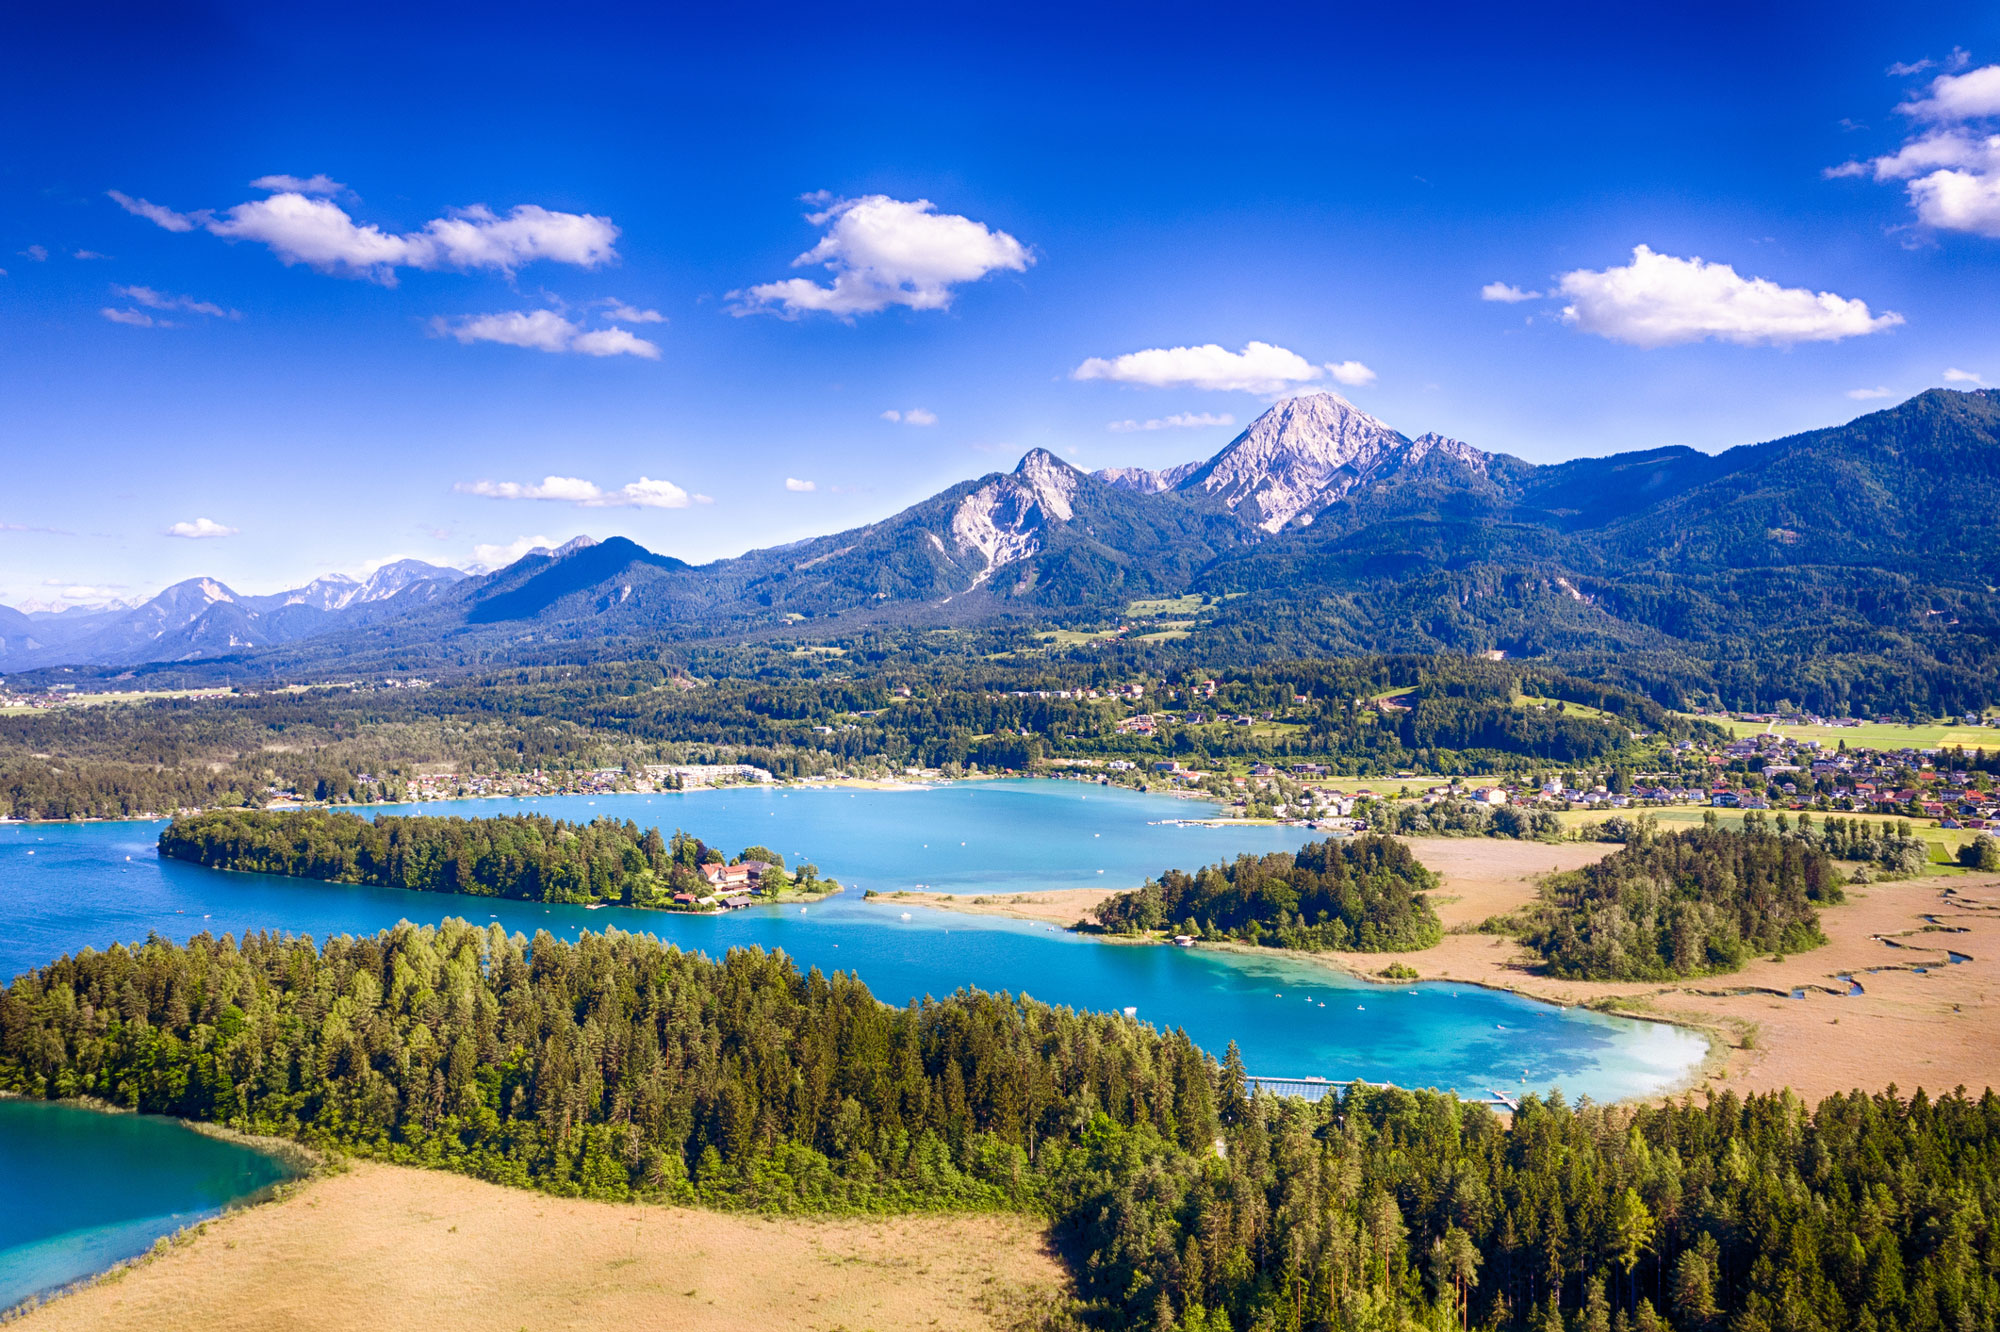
1172, 393, 1490, 531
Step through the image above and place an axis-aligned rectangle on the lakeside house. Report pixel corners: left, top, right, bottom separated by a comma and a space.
700, 860, 772, 890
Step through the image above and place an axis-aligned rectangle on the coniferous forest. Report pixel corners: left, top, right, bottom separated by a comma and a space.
157, 809, 832, 910
2, 924, 1997, 1332
1521, 824, 1845, 980
1094, 836, 1444, 952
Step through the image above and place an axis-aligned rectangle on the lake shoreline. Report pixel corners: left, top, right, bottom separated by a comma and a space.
895, 839, 2000, 1106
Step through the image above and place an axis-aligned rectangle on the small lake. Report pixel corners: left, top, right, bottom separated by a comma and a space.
0, 780, 1706, 1102
0, 1098, 294, 1311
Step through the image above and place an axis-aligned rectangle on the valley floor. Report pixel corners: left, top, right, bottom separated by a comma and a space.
15, 1161, 1068, 1332
904, 838, 2000, 1105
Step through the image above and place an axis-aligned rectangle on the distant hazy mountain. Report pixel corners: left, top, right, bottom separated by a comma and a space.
0, 560, 467, 673
7, 389, 1999, 691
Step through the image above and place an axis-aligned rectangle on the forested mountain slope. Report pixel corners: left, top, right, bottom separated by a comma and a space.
7, 390, 1998, 713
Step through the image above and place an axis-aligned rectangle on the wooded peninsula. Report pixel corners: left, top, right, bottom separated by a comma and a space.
2, 923, 1996, 1332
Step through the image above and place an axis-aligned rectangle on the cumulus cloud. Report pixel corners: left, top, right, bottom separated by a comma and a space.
1325, 360, 1377, 386
165, 517, 238, 538
733, 194, 1031, 317
114, 285, 235, 318
1900, 64, 2000, 121
785, 477, 817, 492
107, 190, 199, 232
101, 307, 160, 327
114, 182, 620, 283
436, 310, 659, 359
1107, 411, 1236, 432
598, 300, 666, 324
1480, 281, 1542, 303
250, 173, 345, 196
73, 250, 110, 261
570, 326, 661, 359
1073, 341, 1333, 394
469, 534, 558, 570
1944, 367, 1985, 383
1830, 63, 2000, 238
1556, 245, 1903, 348
456, 475, 693, 508
1846, 386, 1894, 399
880, 408, 938, 425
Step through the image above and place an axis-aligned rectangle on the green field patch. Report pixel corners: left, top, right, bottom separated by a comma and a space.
1690, 715, 2000, 749
1124, 595, 1206, 618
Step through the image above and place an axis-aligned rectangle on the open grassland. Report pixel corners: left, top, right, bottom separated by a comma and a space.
1694, 715, 2000, 749
18, 1161, 1067, 1332
1317, 845, 2000, 1104
1124, 595, 1206, 618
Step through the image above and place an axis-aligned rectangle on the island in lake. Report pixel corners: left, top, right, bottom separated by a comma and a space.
158, 809, 840, 912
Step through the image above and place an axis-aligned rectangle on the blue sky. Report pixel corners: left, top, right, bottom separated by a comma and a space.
4, 1, 1998, 608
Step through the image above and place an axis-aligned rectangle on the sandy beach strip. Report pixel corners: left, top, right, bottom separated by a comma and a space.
15, 1160, 1067, 1332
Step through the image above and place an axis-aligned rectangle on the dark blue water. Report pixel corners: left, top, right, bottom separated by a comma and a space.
0, 1099, 293, 1310
0, 781, 1704, 1099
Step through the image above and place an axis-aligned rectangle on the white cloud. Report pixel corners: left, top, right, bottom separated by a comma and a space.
785, 477, 817, 492
456, 475, 692, 508
250, 173, 345, 196
1107, 411, 1236, 433
571, 326, 661, 359
20, 245, 47, 261
1480, 281, 1543, 303
1846, 386, 1894, 399
1556, 245, 1903, 348
165, 517, 238, 539
881, 407, 937, 425
415, 204, 620, 273
599, 301, 666, 324
1888, 58, 1935, 77
107, 190, 200, 233
469, 534, 558, 570
437, 310, 659, 359
73, 250, 110, 261
733, 194, 1031, 317
1831, 65, 2000, 239
101, 307, 160, 327
1073, 340, 1328, 394
1899, 64, 2000, 121
119, 184, 620, 283
114, 284, 235, 319
1944, 367, 1985, 383
1325, 360, 1377, 386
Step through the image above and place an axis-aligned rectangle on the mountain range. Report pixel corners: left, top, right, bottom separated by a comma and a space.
6, 389, 1999, 704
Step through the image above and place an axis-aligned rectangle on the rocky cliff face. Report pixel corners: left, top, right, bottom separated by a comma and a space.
947, 448, 1086, 583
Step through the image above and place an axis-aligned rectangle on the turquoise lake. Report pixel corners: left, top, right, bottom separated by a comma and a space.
0, 1098, 294, 1310
0, 779, 1705, 1301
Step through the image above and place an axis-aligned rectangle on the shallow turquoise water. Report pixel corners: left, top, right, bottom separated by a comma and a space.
0, 1099, 294, 1310
0, 780, 1705, 1099
0, 779, 1706, 1301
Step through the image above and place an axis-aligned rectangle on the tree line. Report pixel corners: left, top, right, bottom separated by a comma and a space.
3, 924, 1998, 1331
